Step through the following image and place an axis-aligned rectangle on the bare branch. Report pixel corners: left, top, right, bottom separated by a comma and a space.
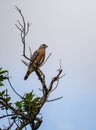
15, 6, 26, 30
48, 69, 63, 92
34, 68, 48, 95
18, 20, 24, 29
41, 53, 52, 66
22, 60, 29, 66
34, 117, 43, 130
25, 22, 31, 36
51, 74, 65, 92
29, 46, 33, 58
15, 24, 22, 32
0, 96, 28, 120
15, 120, 29, 130
14, 120, 20, 128
59, 73, 66, 79
47, 96, 63, 102
5, 120, 15, 130
51, 79, 59, 92
15, 6, 30, 61
0, 114, 16, 119
7, 77, 23, 99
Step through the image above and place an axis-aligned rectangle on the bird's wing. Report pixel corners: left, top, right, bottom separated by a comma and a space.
30, 50, 39, 63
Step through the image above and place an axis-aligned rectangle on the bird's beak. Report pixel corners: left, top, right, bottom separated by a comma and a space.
45, 44, 48, 48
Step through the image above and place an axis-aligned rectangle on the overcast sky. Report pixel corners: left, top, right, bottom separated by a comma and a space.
0, 0, 96, 130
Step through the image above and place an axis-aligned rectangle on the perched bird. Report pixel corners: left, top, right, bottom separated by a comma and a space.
24, 44, 48, 80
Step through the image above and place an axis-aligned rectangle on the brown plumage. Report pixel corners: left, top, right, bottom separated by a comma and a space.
24, 44, 48, 80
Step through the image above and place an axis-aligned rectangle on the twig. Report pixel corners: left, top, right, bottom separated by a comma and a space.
6, 71, 23, 99
15, 120, 29, 130
26, 23, 31, 36
5, 106, 12, 130
0, 114, 16, 119
21, 60, 29, 66
29, 46, 33, 58
48, 69, 62, 92
51, 74, 65, 92
7, 78, 23, 99
47, 96, 63, 102
41, 53, 51, 66
34, 117, 43, 130
6, 120, 15, 130
0, 96, 28, 120
51, 79, 59, 92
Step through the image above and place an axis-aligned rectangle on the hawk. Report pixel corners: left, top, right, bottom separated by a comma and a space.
24, 44, 48, 80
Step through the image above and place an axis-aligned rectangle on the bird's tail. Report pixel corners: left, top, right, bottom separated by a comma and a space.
24, 73, 29, 80
24, 66, 34, 80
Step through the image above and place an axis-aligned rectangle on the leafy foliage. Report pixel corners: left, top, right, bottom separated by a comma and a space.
0, 89, 11, 110
0, 68, 11, 110
15, 92, 40, 115
0, 68, 42, 129
0, 67, 8, 86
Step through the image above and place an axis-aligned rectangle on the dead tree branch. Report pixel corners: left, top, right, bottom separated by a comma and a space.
7, 77, 23, 99
0, 96, 28, 120
6, 120, 15, 130
47, 96, 63, 102
0, 114, 15, 119
15, 6, 31, 60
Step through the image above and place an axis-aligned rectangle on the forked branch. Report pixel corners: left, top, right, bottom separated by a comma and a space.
15, 6, 31, 60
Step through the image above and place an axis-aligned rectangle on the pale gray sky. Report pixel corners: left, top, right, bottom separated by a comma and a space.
0, 0, 96, 130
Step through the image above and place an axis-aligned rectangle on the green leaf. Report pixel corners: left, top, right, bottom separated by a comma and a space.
15, 101, 22, 109
33, 97, 40, 103
0, 68, 8, 87
6, 97, 11, 102
0, 83, 4, 86
26, 92, 35, 100
0, 68, 8, 75
2, 90, 6, 95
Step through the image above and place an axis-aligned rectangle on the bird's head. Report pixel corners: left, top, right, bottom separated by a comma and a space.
39, 44, 48, 49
